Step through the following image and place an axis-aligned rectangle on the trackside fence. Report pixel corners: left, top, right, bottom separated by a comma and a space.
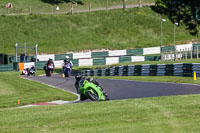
0, 64, 13, 72
82, 63, 200, 77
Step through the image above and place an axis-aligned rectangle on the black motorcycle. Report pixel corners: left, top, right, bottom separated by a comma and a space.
28, 67, 36, 76
44, 63, 54, 77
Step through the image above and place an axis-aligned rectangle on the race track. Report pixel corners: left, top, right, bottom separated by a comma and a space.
25, 74, 200, 101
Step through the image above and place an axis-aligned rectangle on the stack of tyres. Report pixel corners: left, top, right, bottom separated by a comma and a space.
134, 65, 142, 76
128, 65, 135, 76
192, 63, 200, 77
173, 63, 183, 76
109, 67, 115, 76
123, 66, 129, 76
141, 64, 150, 76
105, 68, 110, 76
97, 69, 102, 76
82, 70, 86, 76
86, 70, 91, 76
165, 64, 174, 76
90, 70, 94, 76
182, 63, 193, 77
114, 67, 119, 76
93, 70, 98, 76
157, 64, 166, 76
118, 66, 124, 76
149, 65, 157, 76
101, 69, 106, 76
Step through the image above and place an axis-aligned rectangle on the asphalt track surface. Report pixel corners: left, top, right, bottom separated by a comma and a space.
25, 74, 200, 101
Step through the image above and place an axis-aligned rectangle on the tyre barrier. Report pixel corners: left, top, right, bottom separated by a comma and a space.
82, 63, 200, 77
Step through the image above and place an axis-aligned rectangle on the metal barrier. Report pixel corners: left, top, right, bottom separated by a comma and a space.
0, 64, 13, 72
82, 63, 200, 77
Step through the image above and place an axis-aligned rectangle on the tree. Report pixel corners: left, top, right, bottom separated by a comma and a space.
155, 0, 200, 35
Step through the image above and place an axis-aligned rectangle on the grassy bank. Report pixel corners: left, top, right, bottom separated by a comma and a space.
0, 7, 198, 54
0, 0, 155, 14
0, 72, 77, 108
1, 94, 200, 132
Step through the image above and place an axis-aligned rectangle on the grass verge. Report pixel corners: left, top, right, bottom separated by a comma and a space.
0, 72, 77, 108
0, 94, 200, 133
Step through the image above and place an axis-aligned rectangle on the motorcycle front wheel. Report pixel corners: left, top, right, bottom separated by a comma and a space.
64, 69, 70, 78
87, 89, 98, 101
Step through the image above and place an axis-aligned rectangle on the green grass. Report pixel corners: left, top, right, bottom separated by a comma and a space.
0, 72, 77, 108
0, 7, 198, 54
0, 0, 155, 15
1, 71, 200, 132
1, 94, 200, 133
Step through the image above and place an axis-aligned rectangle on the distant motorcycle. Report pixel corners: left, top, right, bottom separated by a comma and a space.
28, 67, 36, 76
45, 63, 54, 77
62, 63, 72, 78
21, 68, 29, 75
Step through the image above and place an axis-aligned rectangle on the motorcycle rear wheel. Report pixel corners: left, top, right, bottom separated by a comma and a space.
87, 89, 98, 101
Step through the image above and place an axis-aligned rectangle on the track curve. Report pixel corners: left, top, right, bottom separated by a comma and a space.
25, 74, 200, 101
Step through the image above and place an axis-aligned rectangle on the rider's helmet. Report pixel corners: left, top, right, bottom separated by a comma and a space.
75, 73, 83, 81
49, 58, 53, 63
64, 56, 70, 63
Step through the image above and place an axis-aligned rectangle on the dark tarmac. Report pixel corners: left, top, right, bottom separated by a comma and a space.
25, 74, 200, 101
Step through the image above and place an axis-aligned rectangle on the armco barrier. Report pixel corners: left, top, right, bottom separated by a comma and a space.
145, 55, 161, 61
91, 51, 108, 58
127, 48, 143, 56
0, 64, 13, 72
93, 58, 105, 66
55, 54, 73, 60
82, 63, 200, 77
119, 56, 131, 63
161, 46, 175, 53
35, 61, 46, 69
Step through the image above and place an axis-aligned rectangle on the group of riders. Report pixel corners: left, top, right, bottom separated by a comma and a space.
22, 56, 73, 77
43, 56, 73, 76
22, 56, 109, 101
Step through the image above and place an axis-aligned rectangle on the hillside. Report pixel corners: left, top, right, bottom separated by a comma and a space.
0, 0, 155, 15
0, 7, 199, 54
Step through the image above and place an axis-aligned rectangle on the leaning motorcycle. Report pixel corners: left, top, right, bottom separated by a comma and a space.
45, 63, 54, 77
63, 63, 72, 78
75, 78, 109, 101
28, 67, 36, 76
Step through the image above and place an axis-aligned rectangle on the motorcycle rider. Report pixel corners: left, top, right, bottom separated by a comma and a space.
75, 73, 109, 101
62, 56, 73, 76
30, 65, 36, 71
75, 73, 99, 94
44, 58, 55, 72
63, 56, 73, 67
28, 65, 36, 76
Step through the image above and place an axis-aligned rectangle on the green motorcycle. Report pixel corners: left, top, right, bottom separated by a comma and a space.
75, 74, 109, 101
